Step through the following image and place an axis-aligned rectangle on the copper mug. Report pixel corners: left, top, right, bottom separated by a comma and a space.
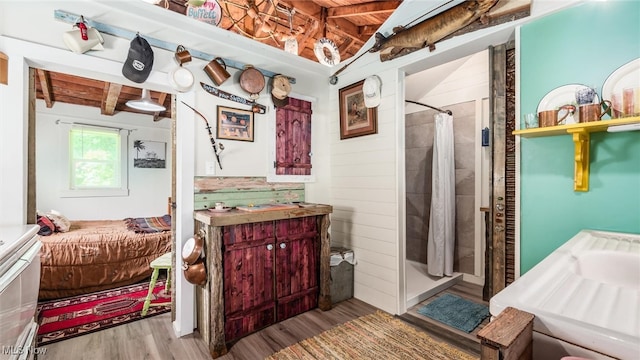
204, 57, 230, 86
538, 105, 575, 127
174, 45, 192, 65
578, 100, 612, 123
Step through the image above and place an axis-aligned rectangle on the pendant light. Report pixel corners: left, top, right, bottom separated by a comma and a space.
126, 89, 166, 112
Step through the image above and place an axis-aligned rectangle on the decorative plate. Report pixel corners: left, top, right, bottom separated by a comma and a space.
208, 207, 232, 213
537, 84, 599, 125
602, 58, 640, 117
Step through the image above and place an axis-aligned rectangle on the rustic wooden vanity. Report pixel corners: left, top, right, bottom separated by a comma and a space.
193, 204, 333, 358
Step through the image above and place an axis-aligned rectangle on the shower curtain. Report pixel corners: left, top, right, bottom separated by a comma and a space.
427, 112, 455, 277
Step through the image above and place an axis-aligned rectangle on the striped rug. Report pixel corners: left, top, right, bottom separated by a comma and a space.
266, 310, 477, 360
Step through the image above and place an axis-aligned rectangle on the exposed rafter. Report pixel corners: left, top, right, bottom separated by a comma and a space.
101, 82, 123, 116
36, 69, 54, 108
34, 69, 172, 119
159, 0, 399, 64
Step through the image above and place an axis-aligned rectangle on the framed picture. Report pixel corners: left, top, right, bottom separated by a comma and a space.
217, 106, 254, 142
339, 79, 378, 139
132, 140, 166, 168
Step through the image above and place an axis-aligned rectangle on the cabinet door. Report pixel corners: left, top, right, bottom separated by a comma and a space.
223, 222, 275, 342
275, 217, 319, 321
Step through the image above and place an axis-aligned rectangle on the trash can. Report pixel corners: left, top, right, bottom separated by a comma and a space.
330, 247, 355, 304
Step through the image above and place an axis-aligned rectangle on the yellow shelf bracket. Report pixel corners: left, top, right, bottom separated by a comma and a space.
569, 129, 590, 191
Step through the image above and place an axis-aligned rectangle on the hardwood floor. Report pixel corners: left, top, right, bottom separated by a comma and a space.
36, 298, 378, 360
36, 282, 486, 360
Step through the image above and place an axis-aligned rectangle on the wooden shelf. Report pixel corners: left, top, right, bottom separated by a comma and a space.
513, 116, 640, 137
513, 116, 640, 192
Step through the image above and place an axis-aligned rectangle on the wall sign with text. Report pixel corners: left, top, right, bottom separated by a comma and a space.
186, 0, 222, 26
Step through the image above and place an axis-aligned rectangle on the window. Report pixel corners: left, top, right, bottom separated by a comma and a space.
61, 124, 128, 197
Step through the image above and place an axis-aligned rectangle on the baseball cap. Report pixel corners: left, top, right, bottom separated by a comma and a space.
363, 75, 381, 108
122, 35, 154, 83
271, 75, 291, 108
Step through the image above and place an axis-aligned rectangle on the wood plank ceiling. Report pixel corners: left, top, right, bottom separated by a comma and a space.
34, 0, 402, 118
34, 69, 172, 120
158, 0, 401, 64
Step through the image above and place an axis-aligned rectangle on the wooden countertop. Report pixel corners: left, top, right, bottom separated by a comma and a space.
194, 204, 333, 227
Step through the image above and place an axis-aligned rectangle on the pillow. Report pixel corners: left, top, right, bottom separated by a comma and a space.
46, 210, 71, 232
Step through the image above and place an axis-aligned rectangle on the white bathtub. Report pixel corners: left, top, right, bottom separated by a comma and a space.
490, 230, 640, 359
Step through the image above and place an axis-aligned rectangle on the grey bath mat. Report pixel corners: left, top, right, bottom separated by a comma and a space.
417, 293, 489, 333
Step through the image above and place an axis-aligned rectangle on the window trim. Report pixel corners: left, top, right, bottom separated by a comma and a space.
59, 122, 129, 198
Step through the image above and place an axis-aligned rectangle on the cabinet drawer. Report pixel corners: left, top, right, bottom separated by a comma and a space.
223, 221, 274, 245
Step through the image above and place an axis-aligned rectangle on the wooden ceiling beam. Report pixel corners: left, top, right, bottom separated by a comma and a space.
286, 1, 369, 42
326, 19, 367, 45
284, 0, 322, 20
101, 82, 122, 116
254, 0, 278, 38
327, 1, 400, 19
359, 25, 378, 37
36, 69, 54, 108
298, 19, 320, 57
153, 91, 169, 122
337, 37, 353, 54
157, 92, 168, 106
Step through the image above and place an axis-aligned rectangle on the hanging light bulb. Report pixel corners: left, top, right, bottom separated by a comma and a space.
126, 89, 166, 112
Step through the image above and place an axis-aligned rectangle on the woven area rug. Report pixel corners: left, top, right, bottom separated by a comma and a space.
36, 280, 171, 346
266, 311, 476, 360
417, 293, 489, 333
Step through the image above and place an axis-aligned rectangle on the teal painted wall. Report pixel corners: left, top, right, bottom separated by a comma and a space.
520, 1, 640, 273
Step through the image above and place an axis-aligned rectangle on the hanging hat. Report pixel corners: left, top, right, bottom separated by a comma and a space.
363, 75, 382, 108
122, 35, 154, 83
271, 74, 291, 108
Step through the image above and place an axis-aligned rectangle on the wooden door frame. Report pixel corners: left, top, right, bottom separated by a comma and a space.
485, 41, 516, 299
26, 68, 178, 313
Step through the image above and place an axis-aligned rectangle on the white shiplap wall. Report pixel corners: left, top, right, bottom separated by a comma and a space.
329, 69, 401, 313
325, 0, 584, 314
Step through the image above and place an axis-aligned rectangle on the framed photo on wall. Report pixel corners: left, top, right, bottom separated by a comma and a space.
217, 106, 254, 142
132, 140, 166, 168
339, 79, 377, 139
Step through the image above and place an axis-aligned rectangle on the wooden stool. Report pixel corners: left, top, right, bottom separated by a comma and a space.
141, 252, 172, 316
477, 306, 535, 360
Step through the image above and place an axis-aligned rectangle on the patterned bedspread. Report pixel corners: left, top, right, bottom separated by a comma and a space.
38, 219, 172, 300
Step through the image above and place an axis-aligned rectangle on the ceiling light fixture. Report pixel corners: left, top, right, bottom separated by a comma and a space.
126, 89, 166, 112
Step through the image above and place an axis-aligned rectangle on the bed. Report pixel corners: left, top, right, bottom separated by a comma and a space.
38, 218, 172, 300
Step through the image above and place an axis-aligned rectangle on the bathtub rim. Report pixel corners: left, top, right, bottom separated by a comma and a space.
490, 229, 640, 359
